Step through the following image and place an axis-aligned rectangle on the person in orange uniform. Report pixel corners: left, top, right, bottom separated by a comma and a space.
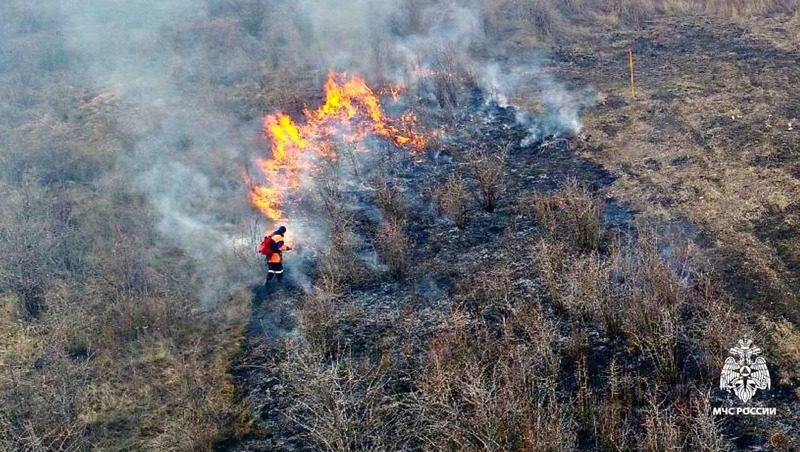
259, 225, 292, 284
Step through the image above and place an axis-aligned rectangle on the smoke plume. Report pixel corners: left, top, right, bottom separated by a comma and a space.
2, 0, 586, 303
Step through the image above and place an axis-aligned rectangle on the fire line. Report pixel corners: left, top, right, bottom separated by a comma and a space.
247, 71, 426, 222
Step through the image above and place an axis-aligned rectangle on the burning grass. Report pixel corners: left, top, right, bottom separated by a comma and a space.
248, 71, 427, 225
3, 1, 800, 450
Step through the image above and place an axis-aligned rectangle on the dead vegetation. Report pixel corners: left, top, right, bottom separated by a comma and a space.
436, 173, 468, 228
375, 220, 410, 277
264, 170, 799, 450
468, 147, 506, 213
317, 222, 365, 294
2, 0, 800, 450
530, 178, 603, 250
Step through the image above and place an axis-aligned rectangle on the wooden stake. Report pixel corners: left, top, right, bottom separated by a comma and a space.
627, 47, 636, 98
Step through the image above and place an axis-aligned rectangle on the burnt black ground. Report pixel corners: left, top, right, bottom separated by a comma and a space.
217, 103, 640, 451
220, 18, 800, 446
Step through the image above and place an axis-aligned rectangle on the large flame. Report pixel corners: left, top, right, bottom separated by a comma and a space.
247, 71, 426, 221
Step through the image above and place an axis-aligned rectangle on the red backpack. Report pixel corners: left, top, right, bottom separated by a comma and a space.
258, 235, 276, 258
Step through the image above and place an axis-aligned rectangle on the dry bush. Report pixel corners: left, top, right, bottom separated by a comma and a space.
468, 148, 506, 213
373, 180, 407, 223
596, 358, 634, 451
527, 179, 603, 251
528, 192, 562, 235
613, 238, 687, 380
0, 294, 92, 450
412, 309, 574, 450
436, 173, 468, 228
297, 290, 344, 357
759, 316, 800, 392
563, 253, 613, 320
767, 428, 791, 451
561, 178, 603, 251
310, 153, 358, 220
532, 238, 570, 310
692, 285, 746, 373
317, 221, 364, 293
313, 175, 347, 220
421, 46, 477, 110
375, 220, 409, 277
614, 0, 659, 27
639, 393, 681, 452
623, 289, 680, 382
0, 180, 59, 318
280, 346, 402, 451
452, 260, 514, 317
534, 239, 614, 319
533, 237, 611, 318
687, 393, 728, 451
535, 227, 691, 379
523, 0, 561, 38
512, 301, 563, 379
408, 306, 574, 452
593, 244, 627, 336
0, 287, 249, 452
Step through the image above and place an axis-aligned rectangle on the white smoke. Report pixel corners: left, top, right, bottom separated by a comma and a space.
7, 0, 588, 304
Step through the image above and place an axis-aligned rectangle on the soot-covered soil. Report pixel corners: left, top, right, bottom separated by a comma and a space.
221, 17, 800, 451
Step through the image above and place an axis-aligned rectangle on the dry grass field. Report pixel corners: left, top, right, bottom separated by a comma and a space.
1, 1, 798, 451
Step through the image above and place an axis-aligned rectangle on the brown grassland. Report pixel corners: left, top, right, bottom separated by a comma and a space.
1, 1, 799, 451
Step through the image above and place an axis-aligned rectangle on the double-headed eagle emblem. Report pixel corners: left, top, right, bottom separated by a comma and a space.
719, 338, 770, 403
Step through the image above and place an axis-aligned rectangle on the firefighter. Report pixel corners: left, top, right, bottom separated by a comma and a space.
260, 225, 292, 284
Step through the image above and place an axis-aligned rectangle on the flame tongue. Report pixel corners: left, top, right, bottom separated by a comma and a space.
248, 71, 425, 221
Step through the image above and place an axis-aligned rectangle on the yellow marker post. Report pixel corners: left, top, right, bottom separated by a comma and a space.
628, 47, 636, 98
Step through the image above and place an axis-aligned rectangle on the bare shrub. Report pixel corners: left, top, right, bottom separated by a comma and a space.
687, 393, 728, 451
317, 221, 364, 293
436, 173, 468, 228
527, 179, 602, 250
692, 286, 745, 373
563, 252, 612, 320
597, 357, 634, 451
591, 243, 626, 336
375, 219, 409, 277
423, 46, 476, 110
640, 393, 681, 452
0, 180, 58, 318
512, 301, 562, 379
280, 346, 400, 451
767, 428, 791, 451
525, 0, 560, 38
528, 192, 562, 235
453, 260, 513, 317
297, 290, 341, 357
468, 148, 506, 213
373, 180, 407, 223
759, 316, 800, 391
608, 235, 691, 380
621, 278, 682, 381
313, 176, 347, 220
412, 310, 574, 450
561, 178, 603, 251
532, 238, 569, 310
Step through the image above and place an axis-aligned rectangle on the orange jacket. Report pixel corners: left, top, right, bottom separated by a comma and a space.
267, 233, 290, 263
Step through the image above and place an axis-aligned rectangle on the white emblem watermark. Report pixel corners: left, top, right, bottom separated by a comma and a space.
714, 337, 775, 416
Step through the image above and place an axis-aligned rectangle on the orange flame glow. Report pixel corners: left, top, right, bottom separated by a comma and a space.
247, 71, 426, 221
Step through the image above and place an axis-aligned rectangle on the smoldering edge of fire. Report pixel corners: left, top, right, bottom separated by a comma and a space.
20, 0, 590, 304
